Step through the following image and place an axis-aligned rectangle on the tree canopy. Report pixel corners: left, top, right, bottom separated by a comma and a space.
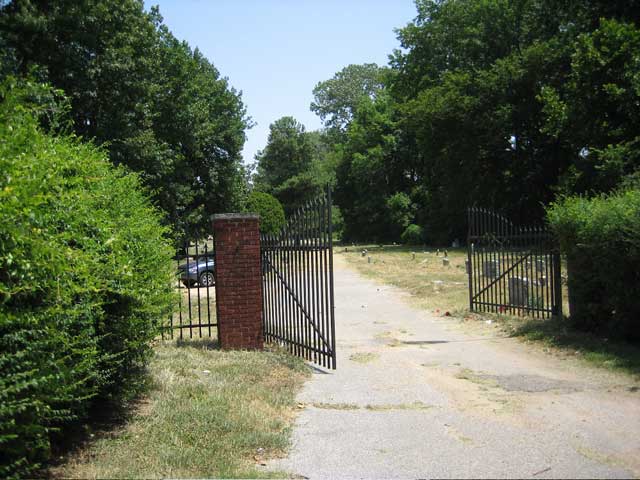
253, 116, 335, 214
0, 0, 249, 236
322, 0, 640, 243
311, 63, 386, 136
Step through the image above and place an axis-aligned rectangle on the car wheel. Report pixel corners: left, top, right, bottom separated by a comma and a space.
199, 271, 215, 287
182, 280, 195, 288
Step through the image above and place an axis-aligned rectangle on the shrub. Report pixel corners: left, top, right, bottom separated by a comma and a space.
401, 224, 425, 245
0, 79, 175, 477
547, 189, 640, 341
331, 205, 345, 240
245, 191, 286, 235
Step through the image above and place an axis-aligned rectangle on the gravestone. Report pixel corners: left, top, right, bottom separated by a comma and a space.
508, 277, 529, 306
482, 259, 501, 278
442, 257, 450, 266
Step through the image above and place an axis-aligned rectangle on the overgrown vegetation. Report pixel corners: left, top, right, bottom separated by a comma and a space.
547, 189, 640, 341
52, 341, 309, 479
0, 79, 175, 477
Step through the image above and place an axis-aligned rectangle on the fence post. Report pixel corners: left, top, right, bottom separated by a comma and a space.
552, 251, 563, 318
212, 214, 263, 350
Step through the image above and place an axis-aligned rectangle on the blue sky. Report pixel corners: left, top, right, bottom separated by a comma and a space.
150, 0, 417, 165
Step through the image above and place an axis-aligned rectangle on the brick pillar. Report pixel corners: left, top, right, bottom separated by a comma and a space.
213, 214, 263, 350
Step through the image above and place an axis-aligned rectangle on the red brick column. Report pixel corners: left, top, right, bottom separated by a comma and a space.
213, 214, 263, 350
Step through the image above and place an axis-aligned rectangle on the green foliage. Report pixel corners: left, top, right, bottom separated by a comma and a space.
0, 0, 249, 236
311, 63, 386, 135
327, 0, 640, 244
245, 191, 285, 235
547, 189, 640, 341
253, 117, 335, 214
387, 192, 414, 239
0, 80, 175, 477
401, 224, 425, 245
331, 206, 344, 240
334, 93, 410, 242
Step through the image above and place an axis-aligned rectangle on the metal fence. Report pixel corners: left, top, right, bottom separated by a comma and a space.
467, 207, 562, 318
261, 187, 337, 369
163, 239, 217, 339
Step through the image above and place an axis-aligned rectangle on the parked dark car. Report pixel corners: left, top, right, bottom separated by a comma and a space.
178, 256, 215, 288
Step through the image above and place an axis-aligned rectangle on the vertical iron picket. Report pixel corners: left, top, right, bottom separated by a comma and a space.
467, 207, 562, 319
259, 186, 336, 369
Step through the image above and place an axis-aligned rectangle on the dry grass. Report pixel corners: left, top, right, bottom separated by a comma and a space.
339, 245, 640, 377
51, 341, 309, 479
164, 286, 217, 339
340, 245, 469, 314
349, 352, 379, 363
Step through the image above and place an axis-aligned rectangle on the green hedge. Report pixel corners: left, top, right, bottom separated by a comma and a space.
547, 189, 640, 340
245, 191, 286, 235
0, 80, 175, 477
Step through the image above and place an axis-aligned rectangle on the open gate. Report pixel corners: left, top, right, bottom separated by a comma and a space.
260, 187, 336, 369
467, 207, 562, 318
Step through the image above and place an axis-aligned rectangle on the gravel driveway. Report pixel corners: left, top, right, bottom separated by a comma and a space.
270, 255, 640, 479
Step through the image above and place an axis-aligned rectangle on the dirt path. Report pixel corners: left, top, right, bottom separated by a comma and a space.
270, 255, 640, 479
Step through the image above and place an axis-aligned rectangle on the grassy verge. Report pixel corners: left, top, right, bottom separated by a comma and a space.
51, 340, 309, 479
340, 245, 640, 377
497, 315, 640, 377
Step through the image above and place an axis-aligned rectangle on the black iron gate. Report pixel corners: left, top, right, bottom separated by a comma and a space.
164, 239, 217, 339
467, 207, 562, 318
260, 187, 336, 369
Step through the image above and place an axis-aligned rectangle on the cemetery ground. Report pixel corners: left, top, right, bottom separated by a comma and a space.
50, 339, 309, 478
341, 245, 640, 376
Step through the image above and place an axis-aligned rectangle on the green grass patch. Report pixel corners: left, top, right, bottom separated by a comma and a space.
51, 341, 310, 479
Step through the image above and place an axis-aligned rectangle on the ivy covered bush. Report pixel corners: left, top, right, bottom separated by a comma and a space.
245, 191, 286, 235
547, 189, 640, 341
0, 80, 175, 477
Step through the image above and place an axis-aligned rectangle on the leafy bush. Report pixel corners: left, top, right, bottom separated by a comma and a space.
245, 191, 286, 235
331, 205, 344, 240
547, 189, 640, 340
401, 224, 425, 245
0, 79, 175, 477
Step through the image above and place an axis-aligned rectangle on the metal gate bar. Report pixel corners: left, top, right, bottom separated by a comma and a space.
467, 207, 562, 318
261, 187, 336, 369
164, 238, 217, 339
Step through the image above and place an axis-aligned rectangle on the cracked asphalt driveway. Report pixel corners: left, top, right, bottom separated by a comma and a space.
270, 255, 640, 479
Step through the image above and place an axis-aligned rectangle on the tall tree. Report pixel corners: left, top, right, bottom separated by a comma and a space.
311, 63, 385, 137
0, 0, 249, 236
253, 116, 335, 213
